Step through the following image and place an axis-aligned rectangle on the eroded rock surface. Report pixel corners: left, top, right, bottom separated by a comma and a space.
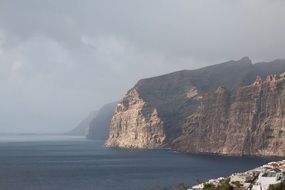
106, 58, 285, 156
173, 74, 285, 156
106, 89, 166, 148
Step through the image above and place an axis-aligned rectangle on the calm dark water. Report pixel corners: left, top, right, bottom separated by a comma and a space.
0, 135, 276, 190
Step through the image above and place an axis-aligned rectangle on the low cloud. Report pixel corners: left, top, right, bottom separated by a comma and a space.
0, 0, 284, 132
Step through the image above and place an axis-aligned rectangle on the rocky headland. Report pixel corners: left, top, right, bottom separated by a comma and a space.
105, 57, 285, 157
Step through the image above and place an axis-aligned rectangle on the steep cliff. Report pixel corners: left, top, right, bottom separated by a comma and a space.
106, 57, 285, 155
106, 89, 166, 148
172, 74, 285, 156
87, 102, 117, 140
66, 111, 97, 136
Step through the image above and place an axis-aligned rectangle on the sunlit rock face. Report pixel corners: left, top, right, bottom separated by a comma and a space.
173, 74, 285, 157
106, 58, 285, 156
106, 89, 166, 148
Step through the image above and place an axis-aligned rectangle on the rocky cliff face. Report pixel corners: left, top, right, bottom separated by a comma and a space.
106, 57, 285, 156
106, 89, 166, 148
173, 74, 285, 156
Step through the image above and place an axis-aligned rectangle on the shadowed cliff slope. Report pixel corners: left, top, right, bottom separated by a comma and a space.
66, 111, 97, 136
87, 102, 117, 141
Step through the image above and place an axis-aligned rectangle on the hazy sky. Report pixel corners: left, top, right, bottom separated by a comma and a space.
0, 0, 285, 133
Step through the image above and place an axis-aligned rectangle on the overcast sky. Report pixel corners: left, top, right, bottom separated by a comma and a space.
0, 0, 285, 133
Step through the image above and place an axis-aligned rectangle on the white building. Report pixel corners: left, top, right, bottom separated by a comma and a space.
252, 169, 284, 190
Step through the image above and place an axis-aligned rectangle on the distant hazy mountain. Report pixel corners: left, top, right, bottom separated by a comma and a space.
66, 111, 97, 136
87, 102, 117, 140
106, 57, 285, 156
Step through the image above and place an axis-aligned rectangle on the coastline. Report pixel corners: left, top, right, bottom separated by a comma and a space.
190, 160, 285, 190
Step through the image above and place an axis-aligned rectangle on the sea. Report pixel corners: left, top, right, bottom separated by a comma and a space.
0, 135, 278, 190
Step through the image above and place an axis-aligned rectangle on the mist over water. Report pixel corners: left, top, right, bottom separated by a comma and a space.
0, 134, 84, 142
0, 135, 276, 190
